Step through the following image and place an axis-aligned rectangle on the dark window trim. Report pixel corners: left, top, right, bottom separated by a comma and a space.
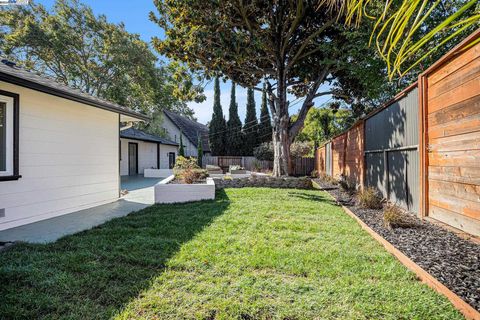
0, 89, 20, 181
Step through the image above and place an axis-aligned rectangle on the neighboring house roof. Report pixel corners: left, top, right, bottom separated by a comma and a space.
120, 127, 179, 146
163, 110, 210, 153
0, 59, 149, 121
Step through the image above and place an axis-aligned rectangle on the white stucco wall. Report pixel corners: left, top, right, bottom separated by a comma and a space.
120, 138, 178, 176
161, 114, 198, 157
159, 144, 178, 169
0, 81, 120, 231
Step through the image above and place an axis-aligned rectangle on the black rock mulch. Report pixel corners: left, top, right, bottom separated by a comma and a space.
326, 187, 480, 311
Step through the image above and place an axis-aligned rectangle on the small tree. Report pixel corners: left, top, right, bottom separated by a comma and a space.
179, 134, 185, 157
209, 77, 227, 155
242, 88, 258, 155
259, 83, 272, 144
226, 83, 243, 156
197, 135, 203, 167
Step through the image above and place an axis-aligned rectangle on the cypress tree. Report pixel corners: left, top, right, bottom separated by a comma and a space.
226, 83, 243, 155
179, 134, 185, 157
242, 88, 258, 155
197, 135, 203, 167
259, 83, 273, 144
208, 77, 227, 155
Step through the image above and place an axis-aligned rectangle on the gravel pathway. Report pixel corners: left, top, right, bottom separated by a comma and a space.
326, 187, 480, 311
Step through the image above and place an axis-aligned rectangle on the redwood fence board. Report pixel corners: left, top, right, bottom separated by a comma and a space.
421, 30, 480, 236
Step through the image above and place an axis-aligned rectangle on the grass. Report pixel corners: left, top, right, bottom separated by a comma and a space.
0, 188, 462, 319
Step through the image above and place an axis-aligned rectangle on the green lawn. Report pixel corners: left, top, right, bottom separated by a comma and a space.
0, 188, 461, 319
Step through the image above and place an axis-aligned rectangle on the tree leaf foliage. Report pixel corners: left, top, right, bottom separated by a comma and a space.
0, 0, 204, 129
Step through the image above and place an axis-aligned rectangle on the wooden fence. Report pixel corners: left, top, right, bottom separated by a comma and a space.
314, 28, 480, 237
203, 155, 314, 176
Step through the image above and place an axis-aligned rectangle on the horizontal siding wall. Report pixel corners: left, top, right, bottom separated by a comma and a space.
365, 87, 419, 213
0, 81, 119, 230
424, 36, 480, 236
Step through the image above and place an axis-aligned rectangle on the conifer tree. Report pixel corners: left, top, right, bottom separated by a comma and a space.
197, 135, 203, 167
208, 77, 227, 155
259, 83, 272, 144
179, 134, 185, 157
242, 88, 258, 155
226, 83, 243, 155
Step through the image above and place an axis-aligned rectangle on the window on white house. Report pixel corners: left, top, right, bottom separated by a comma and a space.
0, 102, 6, 172
0, 91, 19, 180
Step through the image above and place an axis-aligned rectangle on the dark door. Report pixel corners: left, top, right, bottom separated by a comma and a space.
128, 143, 138, 175
168, 152, 176, 169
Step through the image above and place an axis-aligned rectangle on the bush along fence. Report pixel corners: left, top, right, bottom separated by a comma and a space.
203, 155, 315, 176
315, 29, 480, 237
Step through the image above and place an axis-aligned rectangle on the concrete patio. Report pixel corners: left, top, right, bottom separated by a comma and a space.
0, 175, 165, 244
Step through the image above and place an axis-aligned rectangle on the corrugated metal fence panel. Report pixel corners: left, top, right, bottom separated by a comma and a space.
385, 149, 419, 212
406, 149, 419, 213
325, 142, 332, 176
404, 88, 419, 147
388, 151, 407, 208
365, 153, 386, 198
365, 87, 419, 151
364, 86, 419, 213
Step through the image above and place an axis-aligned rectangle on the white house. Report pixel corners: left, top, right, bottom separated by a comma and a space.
0, 59, 147, 231
162, 110, 211, 157
120, 127, 178, 176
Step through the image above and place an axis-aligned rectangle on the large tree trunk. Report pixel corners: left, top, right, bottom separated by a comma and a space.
270, 71, 291, 177
272, 114, 291, 176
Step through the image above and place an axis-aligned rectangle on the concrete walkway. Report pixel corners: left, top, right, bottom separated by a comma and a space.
0, 175, 164, 244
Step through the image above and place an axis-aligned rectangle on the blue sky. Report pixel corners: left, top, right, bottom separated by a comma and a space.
38, 0, 332, 124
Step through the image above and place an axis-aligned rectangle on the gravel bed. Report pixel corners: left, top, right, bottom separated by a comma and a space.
327, 187, 480, 311
312, 178, 338, 190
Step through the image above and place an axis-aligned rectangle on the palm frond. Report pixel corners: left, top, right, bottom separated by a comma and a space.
321, 0, 480, 79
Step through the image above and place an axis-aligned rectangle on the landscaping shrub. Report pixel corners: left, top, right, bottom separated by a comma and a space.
357, 187, 383, 209
338, 175, 357, 193
174, 156, 207, 183
311, 170, 319, 178
174, 156, 199, 172
383, 204, 416, 229
317, 172, 337, 185
253, 142, 274, 161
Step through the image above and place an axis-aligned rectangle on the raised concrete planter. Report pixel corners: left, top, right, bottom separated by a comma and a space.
154, 175, 215, 204
144, 168, 173, 178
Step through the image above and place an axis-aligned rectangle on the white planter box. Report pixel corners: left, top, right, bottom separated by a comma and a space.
144, 168, 173, 178
154, 175, 215, 204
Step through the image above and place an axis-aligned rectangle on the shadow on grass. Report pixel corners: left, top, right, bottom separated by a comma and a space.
287, 190, 338, 206
0, 190, 230, 319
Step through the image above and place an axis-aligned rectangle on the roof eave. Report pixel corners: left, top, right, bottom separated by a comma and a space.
0, 72, 150, 121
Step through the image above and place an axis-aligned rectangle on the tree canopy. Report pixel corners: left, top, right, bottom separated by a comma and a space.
0, 0, 204, 133
152, 0, 394, 175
